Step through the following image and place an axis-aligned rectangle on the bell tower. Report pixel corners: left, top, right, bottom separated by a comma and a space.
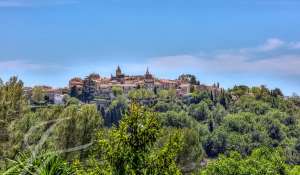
116, 65, 122, 78
145, 67, 153, 79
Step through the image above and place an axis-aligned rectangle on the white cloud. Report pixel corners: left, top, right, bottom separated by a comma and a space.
143, 38, 300, 77
93, 38, 300, 80
0, 60, 42, 70
289, 42, 300, 49
0, 60, 68, 71
259, 38, 285, 51
147, 54, 300, 76
239, 38, 285, 53
239, 38, 300, 53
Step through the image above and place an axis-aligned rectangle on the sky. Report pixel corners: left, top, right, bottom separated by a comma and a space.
0, 0, 300, 95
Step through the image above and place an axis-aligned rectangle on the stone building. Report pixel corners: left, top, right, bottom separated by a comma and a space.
69, 77, 84, 98
144, 68, 155, 90
111, 65, 125, 83
68, 66, 221, 103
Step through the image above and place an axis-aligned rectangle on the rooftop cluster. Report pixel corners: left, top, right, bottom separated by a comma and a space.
68, 66, 220, 103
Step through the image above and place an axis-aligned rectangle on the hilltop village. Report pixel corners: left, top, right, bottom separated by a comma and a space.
25, 66, 221, 109
3, 67, 299, 175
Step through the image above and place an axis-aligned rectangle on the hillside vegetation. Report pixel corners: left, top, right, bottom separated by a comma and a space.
1, 77, 300, 174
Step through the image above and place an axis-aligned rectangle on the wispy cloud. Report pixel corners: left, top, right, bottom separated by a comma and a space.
289, 42, 300, 49
258, 38, 285, 51
86, 38, 300, 82
148, 54, 300, 76
0, 60, 68, 71
143, 38, 300, 78
0, 0, 79, 7
239, 38, 300, 53
1, 38, 300, 93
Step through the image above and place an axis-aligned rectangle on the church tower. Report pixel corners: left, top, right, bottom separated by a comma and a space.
116, 65, 122, 78
145, 67, 153, 79
144, 67, 154, 90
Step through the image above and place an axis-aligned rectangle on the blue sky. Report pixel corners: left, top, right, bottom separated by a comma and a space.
0, 0, 300, 95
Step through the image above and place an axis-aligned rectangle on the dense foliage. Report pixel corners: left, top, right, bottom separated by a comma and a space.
201, 147, 300, 175
1, 77, 300, 174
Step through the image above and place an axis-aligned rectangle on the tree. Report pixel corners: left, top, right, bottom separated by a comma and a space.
70, 85, 81, 99
66, 97, 80, 106
160, 111, 196, 128
251, 85, 271, 100
2, 76, 300, 174
0, 77, 28, 161
218, 89, 230, 109
128, 88, 155, 101
112, 86, 123, 97
88, 104, 183, 174
230, 85, 249, 97
184, 91, 211, 105
55, 105, 79, 160
63, 94, 80, 106
82, 75, 97, 102
203, 128, 228, 157
200, 147, 292, 175
77, 104, 102, 160
271, 88, 284, 97
3, 151, 74, 175
231, 96, 271, 115
158, 89, 177, 102
290, 166, 300, 175
153, 86, 158, 95
153, 101, 170, 112
178, 74, 199, 85
0, 76, 27, 122
210, 112, 262, 156
106, 95, 128, 126
54, 104, 102, 161
174, 128, 204, 173
31, 87, 46, 104
189, 101, 211, 121
211, 104, 227, 126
